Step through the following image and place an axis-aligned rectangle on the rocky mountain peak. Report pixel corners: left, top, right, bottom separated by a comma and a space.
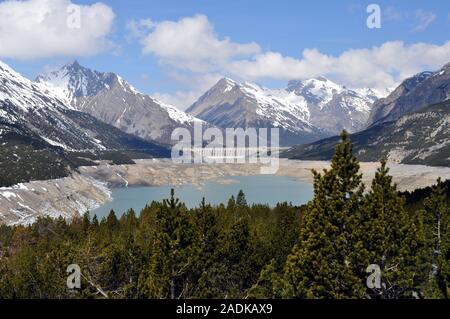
443, 61, 450, 71
36, 61, 203, 145
401, 71, 434, 93
36, 61, 117, 105
286, 77, 344, 106
367, 61, 450, 126
187, 75, 386, 145
212, 77, 238, 94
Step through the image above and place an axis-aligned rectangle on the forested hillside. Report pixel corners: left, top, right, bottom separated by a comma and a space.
0, 133, 448, 299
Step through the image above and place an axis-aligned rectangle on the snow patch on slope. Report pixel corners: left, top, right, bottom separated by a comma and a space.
158, 99, 204, 124
41, 137, 72, 150
240, 82, 311, 129
0, 60, 66, 113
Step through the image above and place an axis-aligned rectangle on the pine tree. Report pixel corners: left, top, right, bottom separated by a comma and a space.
120, 208, 138, 237
283, 131, 366, 298
358, 160, 421, 298
194, 198, 218, 266
247, 259, 283, 299
227, 195, 236, 211
105, 210, 120, 232
236, 190, 248, 207
420, 179, 450, 298
190, 198, 220, 298
82, 211, 91, 234
91, 215, 99, 228
271, 203, 299, 268
212, 217, 254, 298
138, 189, 193, 299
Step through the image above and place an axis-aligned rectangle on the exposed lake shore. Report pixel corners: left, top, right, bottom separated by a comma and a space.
1, 159, 449, 225
79, 159, 450, 192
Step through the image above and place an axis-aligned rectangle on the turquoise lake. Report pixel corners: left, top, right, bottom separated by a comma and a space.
91, 175, 313, 219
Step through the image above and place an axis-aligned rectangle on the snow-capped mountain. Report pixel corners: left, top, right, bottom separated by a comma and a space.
187, 77, 385, 145
0, 59, 169, 186
37, 61, 203, 145
368, 62, 450, 125
286, 77, 385, 133
186, 78, 323, 145
0, 59, 106, 151
285, 61, 450, 167
35, 61, 116, 107
284, 99, 450, 167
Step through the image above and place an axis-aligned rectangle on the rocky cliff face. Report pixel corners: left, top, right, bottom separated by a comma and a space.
37, 61, 204, 145
368, 63, 450, 125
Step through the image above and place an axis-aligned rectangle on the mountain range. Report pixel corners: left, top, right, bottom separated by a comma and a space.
0, 60, 169, 186
284, 62, 450, 166
36, 61, 203, 145
187, 77, 386, 145
368, 62, 450, 125
35, 62, 390, 147
1, 57, 449, 188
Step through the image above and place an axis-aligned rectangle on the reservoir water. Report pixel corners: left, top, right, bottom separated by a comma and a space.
91, 175, 314, 219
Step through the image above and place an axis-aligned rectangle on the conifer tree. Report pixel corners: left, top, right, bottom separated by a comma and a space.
193, 198, 218, 267
190, 198, 219, 297
227, 195, 236, 210
248, 258, 288, 299
82, 211, 91, 234
105, 210, 120, 232
358, 160, 421, 298
91, 215, 99, 228
420, 179, 450, 298
219, 217, 254, 297
271, 203, 299, 268
120, 208, 138, 237
283, 131, 366, 298
236, 190, 248, 207
138, 189, 193, 299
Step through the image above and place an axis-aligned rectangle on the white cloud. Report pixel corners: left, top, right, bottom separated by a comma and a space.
130, 14, 260, 72
133, 14, 450, 106
126, 18, 155, 40
152, 72, 222, 110
0, 0, 115, 59
413, 9, 436, 32
227, 41, 450, 90
153, 91, 202, 110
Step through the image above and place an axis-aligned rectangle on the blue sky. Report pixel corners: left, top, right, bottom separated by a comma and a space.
1, 0, 449, 109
